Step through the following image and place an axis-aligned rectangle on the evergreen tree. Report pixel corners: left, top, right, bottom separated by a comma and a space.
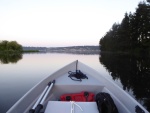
100, 1, 150, 55
118, 13, 131, 51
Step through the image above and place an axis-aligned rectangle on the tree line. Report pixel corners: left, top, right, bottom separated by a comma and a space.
0, 40, 23, 52
99, 1, 150, 55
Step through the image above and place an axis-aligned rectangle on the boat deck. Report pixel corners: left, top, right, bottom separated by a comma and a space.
49, 73, 105, 100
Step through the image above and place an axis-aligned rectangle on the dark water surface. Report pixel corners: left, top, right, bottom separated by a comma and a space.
0, 53, 149, 112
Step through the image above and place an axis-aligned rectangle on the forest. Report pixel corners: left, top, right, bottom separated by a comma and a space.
99, 1, 150, 55
0, 40, 23, 52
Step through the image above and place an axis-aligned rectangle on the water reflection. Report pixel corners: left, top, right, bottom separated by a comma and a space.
0, 53, 22, 64
99, 53, 150, 111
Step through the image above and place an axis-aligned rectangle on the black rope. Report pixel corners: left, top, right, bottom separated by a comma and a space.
68, 70, 88, 82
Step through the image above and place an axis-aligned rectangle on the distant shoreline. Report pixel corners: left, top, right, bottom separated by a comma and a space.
23, 46, 100, 51
22, 46, 100, 54
0, 46, 100, 54
22, 50, 39, 53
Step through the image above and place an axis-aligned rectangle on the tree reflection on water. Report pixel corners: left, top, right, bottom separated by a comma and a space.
99, 52, 150, 112
0, 53, 22, 64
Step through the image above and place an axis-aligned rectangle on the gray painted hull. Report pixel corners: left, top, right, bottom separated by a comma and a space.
7, 60, 149, 113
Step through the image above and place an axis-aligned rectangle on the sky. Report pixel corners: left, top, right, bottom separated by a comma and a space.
0, 0, 144, 47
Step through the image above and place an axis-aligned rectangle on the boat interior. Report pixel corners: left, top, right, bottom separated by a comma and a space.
28, 70, 128, 113
30, 71, 107, 113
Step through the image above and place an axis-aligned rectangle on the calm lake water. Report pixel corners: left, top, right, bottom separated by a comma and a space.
0, 52, 150, 113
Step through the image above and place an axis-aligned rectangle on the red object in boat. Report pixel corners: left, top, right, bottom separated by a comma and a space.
60, 91, 95, 102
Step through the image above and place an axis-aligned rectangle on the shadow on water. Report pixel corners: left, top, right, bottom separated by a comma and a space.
0, 53, 22, 64
99, 52, 150, 112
